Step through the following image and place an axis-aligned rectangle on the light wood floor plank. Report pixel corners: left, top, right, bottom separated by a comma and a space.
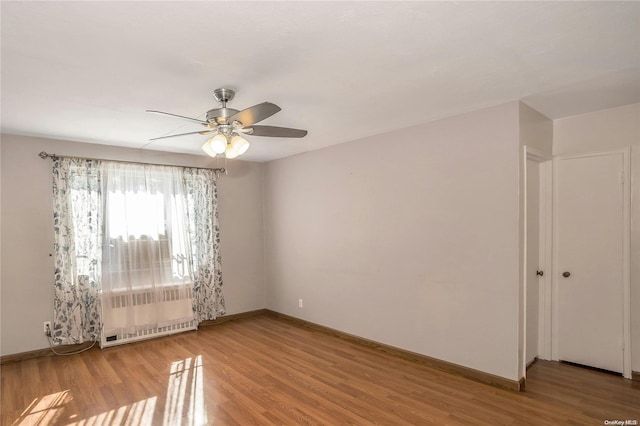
2, 313, 639, 425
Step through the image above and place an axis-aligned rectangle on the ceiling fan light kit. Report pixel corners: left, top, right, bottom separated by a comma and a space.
230, 134, 250, 155
201, 132, 248, 158
148, 88, 308, 159
206, 133, 228, 155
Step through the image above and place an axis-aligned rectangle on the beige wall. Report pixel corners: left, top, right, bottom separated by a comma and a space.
0, 134, 266, 356
264, 102, 522, 380
519, 103, 554, 157
553, 103, 640, 372
0, 137, 3, 354
2, 102, 633, 380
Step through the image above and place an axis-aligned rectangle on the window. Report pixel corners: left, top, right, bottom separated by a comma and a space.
102, 170, 190, 290
99, 163, 194, 337
52, 157, 225, 346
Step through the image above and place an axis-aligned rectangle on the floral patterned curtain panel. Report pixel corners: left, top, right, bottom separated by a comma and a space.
184, 168, 226, 321
52, 157, 103, 344
52, 158, 226, 345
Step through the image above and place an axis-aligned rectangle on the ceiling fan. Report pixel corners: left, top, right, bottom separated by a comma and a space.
147, 88, 307, 159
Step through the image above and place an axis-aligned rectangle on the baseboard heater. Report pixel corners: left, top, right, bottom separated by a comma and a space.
101, 320, 197, 348
101, 286, 197, 348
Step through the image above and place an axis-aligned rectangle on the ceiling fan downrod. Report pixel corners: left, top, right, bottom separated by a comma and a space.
206, 88, 239, 125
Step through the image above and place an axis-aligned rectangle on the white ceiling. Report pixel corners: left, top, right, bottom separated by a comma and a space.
2, 1, 639, 162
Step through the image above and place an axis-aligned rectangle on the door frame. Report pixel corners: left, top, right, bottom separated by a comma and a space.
523, 146, 552, 378
551, 148, 631, 379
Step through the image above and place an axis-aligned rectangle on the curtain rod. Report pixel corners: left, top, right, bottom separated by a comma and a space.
38, 151, 227, 176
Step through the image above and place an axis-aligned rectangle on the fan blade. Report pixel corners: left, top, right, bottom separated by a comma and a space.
147, 110, 209, 126
150, 130, 215, 141
229, 102, 281, 126
247, 125, 308, 138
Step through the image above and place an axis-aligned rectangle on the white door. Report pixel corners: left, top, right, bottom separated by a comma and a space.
555, 152, 624, 373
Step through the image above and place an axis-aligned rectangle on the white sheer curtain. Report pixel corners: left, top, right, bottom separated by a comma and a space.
101, 162, 195, 337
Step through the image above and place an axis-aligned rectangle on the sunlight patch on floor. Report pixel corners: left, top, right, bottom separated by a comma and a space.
12, 356, 207, 425
70, 397, 157, 426
14, 390, 70, 425
164, 355, 207, 425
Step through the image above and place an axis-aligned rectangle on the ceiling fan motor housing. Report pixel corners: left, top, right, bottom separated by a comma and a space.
206, 107, 239, 125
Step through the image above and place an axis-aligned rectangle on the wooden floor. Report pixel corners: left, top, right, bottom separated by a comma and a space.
1, 314, 639, 425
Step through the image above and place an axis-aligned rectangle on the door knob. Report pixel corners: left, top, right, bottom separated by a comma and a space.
562, 271, 571, 278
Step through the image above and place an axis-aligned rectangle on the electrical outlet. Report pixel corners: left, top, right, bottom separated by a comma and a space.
43, 321, 52, 335
298, 299, 303, 308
